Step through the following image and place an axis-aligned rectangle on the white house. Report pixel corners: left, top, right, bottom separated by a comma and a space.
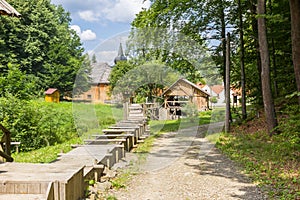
198, 84, 240, 107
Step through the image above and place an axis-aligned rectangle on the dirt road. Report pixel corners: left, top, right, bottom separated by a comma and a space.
106, 124, 267, 200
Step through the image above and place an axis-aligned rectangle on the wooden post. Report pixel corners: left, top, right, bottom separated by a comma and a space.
225, 33, 231, 133
123, 102, 128, 120
0, 124, 11, 156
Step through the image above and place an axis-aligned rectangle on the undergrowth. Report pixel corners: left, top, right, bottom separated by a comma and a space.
216, 104, 300, 199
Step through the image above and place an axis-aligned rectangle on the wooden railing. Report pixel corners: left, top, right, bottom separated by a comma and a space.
0, 123, 14, 162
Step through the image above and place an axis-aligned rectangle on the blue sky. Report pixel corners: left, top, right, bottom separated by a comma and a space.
51, 0, 150, 61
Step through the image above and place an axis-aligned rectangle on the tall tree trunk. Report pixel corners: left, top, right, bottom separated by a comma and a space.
257, 0, 278, 136
221, 4, 226, 87
250, 0, 263, 105
225, 33, 231, 133
269, 0, 279, 97
238, 0, 247, 119
289, 0, 300, 105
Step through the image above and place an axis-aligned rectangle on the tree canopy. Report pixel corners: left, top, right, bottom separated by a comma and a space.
116, 0, 300, 135
0, 0, 88, 98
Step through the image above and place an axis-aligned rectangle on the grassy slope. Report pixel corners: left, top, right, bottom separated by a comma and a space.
12, 102, 122, 163
216, 105, 300, 199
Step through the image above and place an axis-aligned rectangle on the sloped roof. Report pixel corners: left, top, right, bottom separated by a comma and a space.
0, 0, 21, 17
90, 62, 112, 84
197, 83, 206, 89
114, 43, 127, 64
45, 88, 58, 95
162, 78, 210, 97
211, 85, 224, 94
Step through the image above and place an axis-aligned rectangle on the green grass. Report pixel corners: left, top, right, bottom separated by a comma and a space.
149, 108, 225, 134
110, 169, 132, 189
11, 102, 122, 163
205, 132, 221, 144
12, 136, 83, 163
73, 103, 123, 137
216, 130, 300, 199
211, 104, 300, 199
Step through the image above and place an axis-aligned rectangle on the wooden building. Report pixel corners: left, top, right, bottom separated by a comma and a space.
45, 88, 60, 103
0, 0, 21, 17
74, 62, 111, 103
73, 43, 127, 103
162, 78, 210, 118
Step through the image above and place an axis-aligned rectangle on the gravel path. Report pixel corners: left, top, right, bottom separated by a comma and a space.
107, 124, 267, 200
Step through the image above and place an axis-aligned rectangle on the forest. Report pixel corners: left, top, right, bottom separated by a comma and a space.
0, 0, 90, 99
110, 0, 300, 135
0, 0, 299, 198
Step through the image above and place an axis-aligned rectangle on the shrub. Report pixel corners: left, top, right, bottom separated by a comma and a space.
0, 95, 76, 151
181, 102, 198, 122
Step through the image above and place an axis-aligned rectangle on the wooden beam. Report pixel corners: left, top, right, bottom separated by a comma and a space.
0, 150, 13, 162
0, 123, 11, 156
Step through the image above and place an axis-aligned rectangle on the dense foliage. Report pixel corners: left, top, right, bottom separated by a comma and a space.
0, 95, 77, 151
128, 0, 298, 106
9, 102, 122, 162
110, 60, 179, 102
0, 0, 89, 98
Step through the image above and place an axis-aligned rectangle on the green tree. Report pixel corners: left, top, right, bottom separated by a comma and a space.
91, 54, 97, 64
0, 0, 86, 97
0, 63, 38, 99
110, 60, 179, 102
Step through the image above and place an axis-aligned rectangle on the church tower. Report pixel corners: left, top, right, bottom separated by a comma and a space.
114, 43, 127, 64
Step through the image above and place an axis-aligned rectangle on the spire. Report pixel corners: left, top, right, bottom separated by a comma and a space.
114, 43, 127, 64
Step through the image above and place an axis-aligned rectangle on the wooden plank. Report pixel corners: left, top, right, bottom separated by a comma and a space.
0, 194, 46, 200
102, 129, 134, 134
92, 134, 134, 138
84, 139, 126, 142
27, 183, 40, 194
14, 183, 27, 194
109, 126, 139, 129
46, 182, 54, 200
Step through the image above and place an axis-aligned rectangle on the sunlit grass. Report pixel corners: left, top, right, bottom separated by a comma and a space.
12, 137, 83, 163
205, 132, 221, 144
217, 131, 300, 199
12, 102, 122, 163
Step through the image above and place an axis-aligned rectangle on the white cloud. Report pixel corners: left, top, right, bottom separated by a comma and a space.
103, 0, 150, 23
81, 30, 97, 41
70, 25, 81, 35
78, 10, 99, 22
95, 50, 117, 64
57, 0, 151, 23
70, 25, 97, 41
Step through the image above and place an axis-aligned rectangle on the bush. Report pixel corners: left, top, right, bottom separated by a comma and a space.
0, 95, 77, 151
181, 102, 198, 122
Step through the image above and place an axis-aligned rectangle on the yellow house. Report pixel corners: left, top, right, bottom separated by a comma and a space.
45, 88, 60, 103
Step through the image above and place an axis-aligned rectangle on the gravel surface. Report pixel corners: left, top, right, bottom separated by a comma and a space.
105, 124, 267, 200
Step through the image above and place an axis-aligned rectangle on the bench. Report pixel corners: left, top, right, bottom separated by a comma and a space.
2, 141, 21, 153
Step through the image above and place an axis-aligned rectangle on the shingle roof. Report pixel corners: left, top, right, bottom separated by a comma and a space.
45, 88, 58, 95
162, 78, 210, 97
0, 0, 21, 17
90, 62, 112, 84
211, 85, 224, 94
